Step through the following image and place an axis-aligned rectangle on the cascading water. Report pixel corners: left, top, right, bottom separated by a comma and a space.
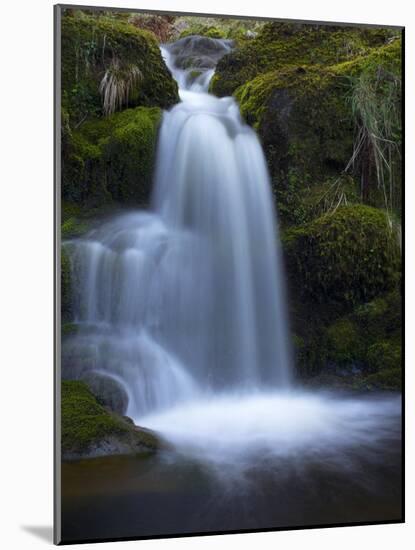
63, 36, 400, 473
64, 35, 293, 419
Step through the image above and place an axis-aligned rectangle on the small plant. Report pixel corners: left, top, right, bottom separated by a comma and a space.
345, 66, 401, 219
99, 57, 143, 116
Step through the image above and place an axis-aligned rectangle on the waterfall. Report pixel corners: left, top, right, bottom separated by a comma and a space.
63, 35, 293, 419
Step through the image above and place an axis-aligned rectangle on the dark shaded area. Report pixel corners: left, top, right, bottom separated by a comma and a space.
61, 435, 402, 543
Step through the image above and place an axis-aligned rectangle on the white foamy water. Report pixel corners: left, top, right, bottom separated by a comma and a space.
137, 392, 401, 470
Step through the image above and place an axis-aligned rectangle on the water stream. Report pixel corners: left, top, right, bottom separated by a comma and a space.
64, 36, 293, 419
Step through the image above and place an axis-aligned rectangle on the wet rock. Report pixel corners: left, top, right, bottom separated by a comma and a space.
165, 35, 233, 70
82, 371, 129, 416
61, 380, 160, 461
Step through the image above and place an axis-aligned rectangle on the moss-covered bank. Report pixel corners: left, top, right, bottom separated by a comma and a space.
283, 205, 401, 388
61, 9, 178, 125
63, 106, 162, 206
295, 289, 402, 390
283, 204, 400, 306
61, 380, 160, 460
210, 22, 395, 98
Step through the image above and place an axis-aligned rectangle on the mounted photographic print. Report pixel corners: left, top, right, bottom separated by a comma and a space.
54, 4, 404, 544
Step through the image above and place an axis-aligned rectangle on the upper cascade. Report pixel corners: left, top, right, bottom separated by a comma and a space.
161, 35, 233, 93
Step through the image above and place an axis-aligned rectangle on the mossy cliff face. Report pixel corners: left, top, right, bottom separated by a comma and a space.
61, 9, 178, 125
210, 22, 395, 98
211, 24, 401, 226
325, 290, 401, 389
61, 380, 160, 460
292, 290, 402, 390
63, 106, 162, 205
61, 9, 179, 211
284, 205, 401, 387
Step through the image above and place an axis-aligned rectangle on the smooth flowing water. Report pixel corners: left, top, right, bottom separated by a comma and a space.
62, 37, 401, 541
64, 35, 292, 417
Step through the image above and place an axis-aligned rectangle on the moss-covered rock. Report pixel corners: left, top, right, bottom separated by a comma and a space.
82, 372, 129, 415
234, 65, 355, 219
171, 15, 263, 43
283, 204, 400, 306
326, 318, 363, 364
284, 204, 401, 384
294, 287, 402, 388
63, 106, 162, 206
61, 216, 90, 239
366, 341, 401, 373
61, 9, 178, 126
353, 288, 402, 341
332, 38, 402, 79
210, 22, 396, 98
363, 367, 402, 391
61, 380, 160, 460
210, 26, 401, 222
179, 25, 226, 39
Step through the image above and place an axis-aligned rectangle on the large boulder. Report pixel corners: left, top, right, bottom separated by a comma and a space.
294, 289, 402, 388
164, 35, 233, 70
283, 204, 400, 307
82, 371, 129, 415
61, 9, 178, 125
61, 380, 160, 460
234, 40, 401, 221
210, 25, 401, 225
63, 106, 162, 205
235, 66, 353, 191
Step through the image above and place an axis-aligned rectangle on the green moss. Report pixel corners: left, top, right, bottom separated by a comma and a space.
211, 22, 397, 97
354, 288, 402, 342
173, 15, 262, 43
332, 39, 402, 79
294, 329, 329, 377
327, 318, 362, 364
62, 217, 90, 239
283, 204, 400, 306
363, 367, 402, 390
211, 27, 402, 219
63, 106, 162, 206
179, 25, 226, 39
61, 9, 178, 126
61, 380, 130, 452
62, 201, 83, 223
366, 341, 401, 372
234, 66, 354, 192
189, 70, 202, 79
61, 380, 159, 455
211, 22, 396, 96
294, 287, 401, 384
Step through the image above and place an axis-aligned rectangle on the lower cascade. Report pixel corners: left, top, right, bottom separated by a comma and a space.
64, 35, 293, 419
